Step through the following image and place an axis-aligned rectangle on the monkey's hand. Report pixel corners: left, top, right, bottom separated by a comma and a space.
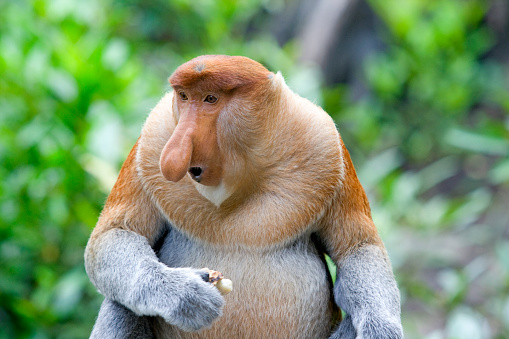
330, 245, 403, 339
85, 229, 224, 332
133, 265, 224, 331
202, 268, 233, 295
330, 314, 403, 339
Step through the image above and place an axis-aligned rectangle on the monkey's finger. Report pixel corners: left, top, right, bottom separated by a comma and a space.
197, 269, 210, 282
200, 272, 209, 282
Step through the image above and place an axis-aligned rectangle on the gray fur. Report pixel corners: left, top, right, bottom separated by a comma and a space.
85, 228, 224, 335
332, 245, 403, 338
87, 230, 402, 338
152, 227, 334, 338
90, 299, 153, 339
330, 315, 356, 339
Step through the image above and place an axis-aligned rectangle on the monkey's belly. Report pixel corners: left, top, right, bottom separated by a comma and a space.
153, 231, 335, 339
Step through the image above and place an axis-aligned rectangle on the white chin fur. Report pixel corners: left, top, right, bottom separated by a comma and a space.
191, 179, 233, 207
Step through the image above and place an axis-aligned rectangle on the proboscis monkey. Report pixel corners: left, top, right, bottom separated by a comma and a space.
85, 55, 403, 339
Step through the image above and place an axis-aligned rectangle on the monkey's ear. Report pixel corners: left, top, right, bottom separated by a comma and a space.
266, 71, 291, 98
269, 71, 286, 89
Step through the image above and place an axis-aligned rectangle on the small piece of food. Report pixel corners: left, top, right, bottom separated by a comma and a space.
203, 268, 233, 295
216, 278, 233, 295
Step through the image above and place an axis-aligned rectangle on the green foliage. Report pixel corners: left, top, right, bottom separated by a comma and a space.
1, 0, 508, 338
331, 0, 508, 164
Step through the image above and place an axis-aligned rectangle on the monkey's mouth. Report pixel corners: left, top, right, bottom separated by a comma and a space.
188, 167, 203, 183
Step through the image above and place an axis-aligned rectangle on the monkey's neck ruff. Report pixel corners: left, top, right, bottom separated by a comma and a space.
137, 90, 343, 248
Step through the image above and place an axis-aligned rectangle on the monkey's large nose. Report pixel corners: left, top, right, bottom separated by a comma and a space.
189, 167, 203, 183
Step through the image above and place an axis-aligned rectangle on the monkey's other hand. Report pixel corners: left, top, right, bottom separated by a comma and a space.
329, 313, 403, 339
356, 314, 403, 339
133, 265, 224, 332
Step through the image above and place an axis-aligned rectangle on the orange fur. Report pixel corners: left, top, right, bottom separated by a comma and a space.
90, 140, 164, 245
318, 140, 382, 262
136, 85, 343, 247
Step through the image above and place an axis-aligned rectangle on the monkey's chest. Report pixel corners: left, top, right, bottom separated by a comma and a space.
153, 229, 336, 339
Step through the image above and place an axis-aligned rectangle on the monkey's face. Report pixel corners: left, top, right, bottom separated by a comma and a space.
159, 55, 273, 206
159, 86, 226, 187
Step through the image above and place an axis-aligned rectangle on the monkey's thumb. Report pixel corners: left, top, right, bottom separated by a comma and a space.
159, 129, 193, 182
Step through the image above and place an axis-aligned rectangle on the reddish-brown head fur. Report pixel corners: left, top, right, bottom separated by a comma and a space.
159, 55, 272, 187
169, 55, 271, 92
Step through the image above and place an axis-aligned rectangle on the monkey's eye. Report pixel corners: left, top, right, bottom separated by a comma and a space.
179, 92, 188, 100
204, 95, 218, 104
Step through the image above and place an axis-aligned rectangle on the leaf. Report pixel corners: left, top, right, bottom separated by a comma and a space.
51, 267, 88, 317
444, 128, 509, 156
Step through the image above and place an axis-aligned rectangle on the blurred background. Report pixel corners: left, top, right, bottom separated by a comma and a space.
1, 0, 508, 338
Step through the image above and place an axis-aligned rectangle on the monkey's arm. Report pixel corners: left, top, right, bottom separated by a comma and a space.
84, 142, 224, 333
328, 243, 403, 339
90, 299, 153, 339
319, 145, 403, 339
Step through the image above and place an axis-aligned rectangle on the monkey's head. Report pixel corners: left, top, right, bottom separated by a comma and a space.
158, 55, 340, 209
159, 55, 275, 204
